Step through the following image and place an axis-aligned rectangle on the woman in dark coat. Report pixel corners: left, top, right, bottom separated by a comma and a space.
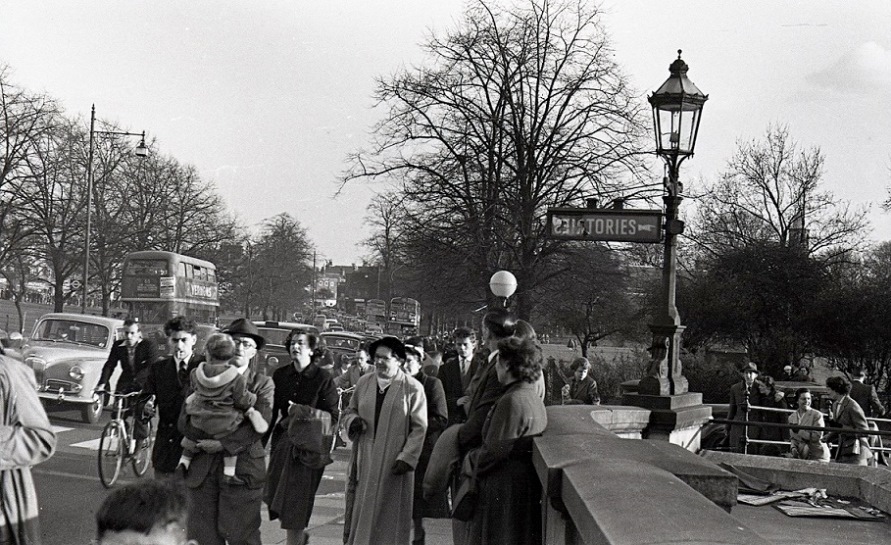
824, 375, 873, 465
754, 376, 789, 456
469, 336, 547, 545
403, 341, 449, 544
265, 328, 340, 545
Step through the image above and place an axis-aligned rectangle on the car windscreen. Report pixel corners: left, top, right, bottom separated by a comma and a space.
323, 336, 361, 351
33, 320, 111, 348
258, 328, 290, 348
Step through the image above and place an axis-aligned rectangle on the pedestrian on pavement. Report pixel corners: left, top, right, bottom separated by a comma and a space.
142, 316, 204, 479
1, 350, 56, 545
512, 320, 547, 402
467, 336, 547, 545
753, 376, 789, 456
340, 336, 427, 545
726, 362, 763, 453
403, 341, 449, 545
181, 318, 274, 545
453, 309, 516, 545
824, 375, 872, 466
265, 328, 339, 545
437, 327, 478, 428
850, 367, 887, 465
95, 479, 190, 545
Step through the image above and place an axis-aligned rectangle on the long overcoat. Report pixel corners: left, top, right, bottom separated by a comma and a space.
1, 357, 56, 545
340, 369, 427, 545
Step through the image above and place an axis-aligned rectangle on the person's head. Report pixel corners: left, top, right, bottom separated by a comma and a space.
285, 328, 318, 369
453, 327, 477, 361
403, 343, 424, 376
513, 319, 537, 342
495, 336, 541, 385
482, 309, 516, 343
853, 367, 867, 382
369, 336, 406, 379
204, 333, 237, 364
95, 480, 191, 545
826, 375, 851, 400
571, 357, 591, 381
756, 375, 776, 396
122, 319, 141, 347
795, 388, 813, 411
740, 362, 759, 386
222, 318, 265, 369
405, 336, 426, 361
354, 343, 370, 367
163, 316, 197, 361
783, 364, 793, 375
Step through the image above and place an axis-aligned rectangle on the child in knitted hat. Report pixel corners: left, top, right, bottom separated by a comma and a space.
178, 333, 268, 484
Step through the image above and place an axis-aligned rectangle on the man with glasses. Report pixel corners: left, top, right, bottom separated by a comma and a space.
181, 319, 273, 545
143, 316, 203, 480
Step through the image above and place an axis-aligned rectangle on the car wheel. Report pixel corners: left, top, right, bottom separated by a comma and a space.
82, 395, 103, 424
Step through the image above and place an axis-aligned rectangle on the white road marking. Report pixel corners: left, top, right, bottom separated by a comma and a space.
71, 438, 103, 450
51, 425, 73, 434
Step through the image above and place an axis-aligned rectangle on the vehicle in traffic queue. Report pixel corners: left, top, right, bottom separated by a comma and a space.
22, 313, 125, 423
320, 331, 364, 370
252, 320, 320, 376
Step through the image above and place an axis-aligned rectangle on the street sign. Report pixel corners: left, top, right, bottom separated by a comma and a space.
70, 280, 82, 290
546, 208, 663, 243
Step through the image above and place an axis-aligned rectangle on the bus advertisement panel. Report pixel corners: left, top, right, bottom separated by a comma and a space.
365, 299, 387, 331
120, 251, 219, 326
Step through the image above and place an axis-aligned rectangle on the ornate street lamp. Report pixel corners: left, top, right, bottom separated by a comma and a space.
639, 51, 708, 396
81, 104, 148, 313
489, 270, 517, 307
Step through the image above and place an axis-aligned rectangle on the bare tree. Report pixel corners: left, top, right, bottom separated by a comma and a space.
691, 124, 868, 264
344, 0, 649, 318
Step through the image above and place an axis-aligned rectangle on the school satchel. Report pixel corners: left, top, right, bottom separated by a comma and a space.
451, 451, 479, 521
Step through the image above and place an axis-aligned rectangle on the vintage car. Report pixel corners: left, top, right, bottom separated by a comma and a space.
23, 313, 124, 423
320, 331, 365, 369
252, 320, 320, 376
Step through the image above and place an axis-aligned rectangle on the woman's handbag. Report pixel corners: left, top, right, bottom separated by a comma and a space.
451, 450, 479, 521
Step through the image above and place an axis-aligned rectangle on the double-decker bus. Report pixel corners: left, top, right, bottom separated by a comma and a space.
387, 297, 420, 336
120, 251, 219, 327
365, 299, 388, 332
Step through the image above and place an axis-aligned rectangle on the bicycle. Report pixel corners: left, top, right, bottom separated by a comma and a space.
95, 390, 155, 488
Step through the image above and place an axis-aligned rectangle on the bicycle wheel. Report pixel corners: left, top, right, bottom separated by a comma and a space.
131, 420, 153, 476
98, 421, 124, 488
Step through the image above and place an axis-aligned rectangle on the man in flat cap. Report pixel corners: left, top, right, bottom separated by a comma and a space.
726, 362, 763, 453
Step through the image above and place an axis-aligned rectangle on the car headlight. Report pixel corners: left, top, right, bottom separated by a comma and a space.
267, 356, 279, 367
25, 356, 46, 369
69, 366, 85, 381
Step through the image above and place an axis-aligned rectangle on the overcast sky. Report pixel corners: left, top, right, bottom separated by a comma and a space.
1, 1, 889, 264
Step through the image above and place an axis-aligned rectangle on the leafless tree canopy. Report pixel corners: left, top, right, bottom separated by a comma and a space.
690, 124, 869, 264
346, 0, 649, 317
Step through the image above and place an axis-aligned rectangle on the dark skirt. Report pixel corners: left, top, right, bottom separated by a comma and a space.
265, 439, 325, 530
469, 457, 542, 545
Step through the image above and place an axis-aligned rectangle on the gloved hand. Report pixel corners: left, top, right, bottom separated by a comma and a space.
196, 439, 223, 453
348, 418, 366, 441
391, 460, 413, 475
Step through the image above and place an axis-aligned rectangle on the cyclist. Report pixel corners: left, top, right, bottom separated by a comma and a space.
96, 319, 159, 446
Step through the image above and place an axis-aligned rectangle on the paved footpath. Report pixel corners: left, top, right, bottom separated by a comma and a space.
260, 448, 453, 545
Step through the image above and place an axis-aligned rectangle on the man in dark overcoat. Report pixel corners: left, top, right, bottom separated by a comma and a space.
726, 362, 763, 453
181, 319, 273, 545
437, 327, 479, 427
143, 316, 203, 479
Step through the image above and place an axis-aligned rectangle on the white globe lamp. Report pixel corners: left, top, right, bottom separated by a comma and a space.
489, 270, 517, 305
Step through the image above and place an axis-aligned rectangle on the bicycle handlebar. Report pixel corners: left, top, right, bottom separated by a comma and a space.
93, 389, 144, 399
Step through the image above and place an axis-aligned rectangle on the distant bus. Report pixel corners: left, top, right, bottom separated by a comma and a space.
387, 297, 420, 336
365, 299, 387, 331
120, 251, 219, 327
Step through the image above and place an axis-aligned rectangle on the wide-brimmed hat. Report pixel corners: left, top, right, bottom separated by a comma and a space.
369, 336, 406, 360
222, 318, 266, 350
740, 362, 759, 375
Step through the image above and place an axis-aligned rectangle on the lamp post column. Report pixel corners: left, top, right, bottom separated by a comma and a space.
639, 163, 688, 396
81, 105, 96, 314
